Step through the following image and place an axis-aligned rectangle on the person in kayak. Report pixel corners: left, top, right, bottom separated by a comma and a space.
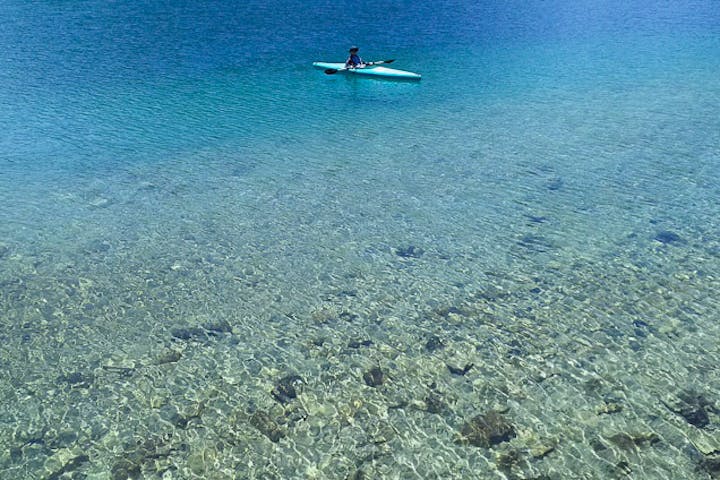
345, 46, 368, 69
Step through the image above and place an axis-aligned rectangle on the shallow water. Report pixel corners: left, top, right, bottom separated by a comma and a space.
2, 1, 720, 478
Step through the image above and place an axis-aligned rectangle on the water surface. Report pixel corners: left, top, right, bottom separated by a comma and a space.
1, 1, 720, 478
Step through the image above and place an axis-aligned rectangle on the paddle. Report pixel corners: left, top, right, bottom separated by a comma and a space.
324, 59, 395, 75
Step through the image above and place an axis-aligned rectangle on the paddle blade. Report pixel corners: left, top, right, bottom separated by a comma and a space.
382, 59, 395, 64
324, 68, 339, 74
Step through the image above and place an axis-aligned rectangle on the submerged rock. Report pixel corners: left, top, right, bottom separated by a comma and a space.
663, 390, 714, 428
170, 326, 206, 341
153, 349, 182, 365
682, 406, 710, 428
271, 375, 303, 404
171, 320, 232, 342
110, 435, 174, 480
654, 230, 683, 244
433, 306, 465, 318
457, 411, 516, 448
250, 410, 285, 443
517, 234, 553, 253
615, 461, 633, 475
424, 335, 445, 352
545, 177, 563, 190
525, 214, 547, 224
495, 448, 525, 475
57, 371, 94, 389
338, 311, 359, 322
395, 245, 424, 258
701, 453, 720, 478
45, 450, 89, 480
85, 239, 111, 254
607, 432, 660, 450
202, 319, 232, 335
348, 339, 373, 349
424, 392, 447, 415
447, 363, 474, 376
363, 367, 385, 388
111, 459, 142, 480
596, 401, 623, 415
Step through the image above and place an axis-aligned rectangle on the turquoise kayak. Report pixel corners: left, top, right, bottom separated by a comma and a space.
312, 62, 421, 80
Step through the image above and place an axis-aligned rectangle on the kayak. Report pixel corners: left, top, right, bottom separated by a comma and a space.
312, 62, 421, 80
313, 62, 421, 80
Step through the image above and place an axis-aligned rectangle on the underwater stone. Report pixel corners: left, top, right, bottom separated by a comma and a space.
58, 371, 94, 388
111, 459, 142, 480
665, 400, 711, 428
425, 392, 447, 415
154, 349, 182, 365
272, 375, 303, 404
663, 389, 716, 428
596, 401, 623, 415
458, 411, 516, 448
187, 447, 219, 475
395, 245, 424, 258
474, 286, 509, 302
85, 239, 111, 254
347, 468, 368, 480
45, 453, 89, 480
447, 363, 474, 376
507, 339, 526, 357
434, 306, 464, 317
338, 311, 359, 322
170, 327, 206, 341
607, 432, 660, 450
590, 438, 607, 453
348, 339, 373, 349
53, 430, 79, 448
202, 319, 232, 335
615, 461, 632, 475
9, 447, 22, 462
0, 244, 9, 258
546, 177, 563, 190
363, 367, 385, 388
517, 234, 553, 252
495, 448, 525, 474
170, 413, 194, 429
525, 215, 547, 224
529, 442, 556, 459
701, 453, 720, 478
425, 335, 445, 352
654, 230, 683, 244
604, 326, 624, 338
250, 410, 285, 443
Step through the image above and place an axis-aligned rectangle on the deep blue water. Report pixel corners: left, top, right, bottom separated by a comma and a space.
2, 0, 718, 174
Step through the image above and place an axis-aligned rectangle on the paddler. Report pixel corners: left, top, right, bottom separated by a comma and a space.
345, 46, 366, 69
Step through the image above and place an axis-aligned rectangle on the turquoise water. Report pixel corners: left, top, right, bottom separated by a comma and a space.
2, 1, 720, 478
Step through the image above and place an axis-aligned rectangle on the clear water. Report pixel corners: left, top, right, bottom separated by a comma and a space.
1, 0, 720, 478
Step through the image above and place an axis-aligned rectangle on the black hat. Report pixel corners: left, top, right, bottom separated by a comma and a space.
349, 46, 359, 52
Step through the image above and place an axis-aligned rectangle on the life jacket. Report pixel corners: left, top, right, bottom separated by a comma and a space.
347, 53, 362, 67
